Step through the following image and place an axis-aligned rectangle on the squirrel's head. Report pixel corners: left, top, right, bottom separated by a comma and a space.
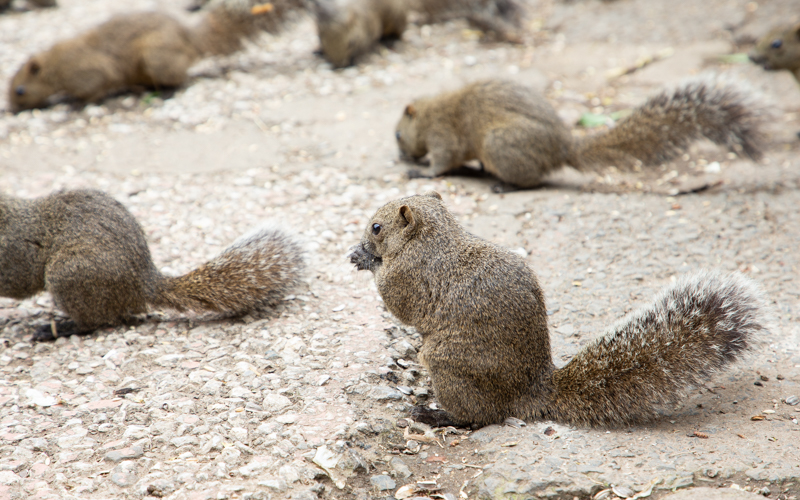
8, 57, 50, 113
348, 191, 446, 273
395, 102, 428, 162
750, 23, 800, 71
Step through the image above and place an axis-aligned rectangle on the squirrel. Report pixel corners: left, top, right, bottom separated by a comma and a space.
394, 78, 766, 189
309, 0, 408, 68
348, 192, 771, 428
0, 0, 56, 12
0, 189, 306, 342
413, 0, 526, 43
307, 0, 524, 68
749, 23, 800, 84
7, 0, 305, 112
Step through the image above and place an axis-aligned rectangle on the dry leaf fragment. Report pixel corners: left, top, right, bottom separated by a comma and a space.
251, 3, 274, 14
693, 431, 709, 439
500, 441, 518, 447
737, 433, 746, 439
751, 415, 765, 421
395, 484, 418, 499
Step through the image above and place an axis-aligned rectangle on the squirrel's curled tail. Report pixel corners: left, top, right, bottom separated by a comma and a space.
545, 270, 771, 427
151, 226, 305, 315
193, 0, 307, 55
574, 78, 767, 172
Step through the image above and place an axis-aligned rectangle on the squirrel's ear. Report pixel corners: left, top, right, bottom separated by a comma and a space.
29, 60, 41, 76
423, 191, 442, 200
398, 205, 418, 234
404, 104, 416, 118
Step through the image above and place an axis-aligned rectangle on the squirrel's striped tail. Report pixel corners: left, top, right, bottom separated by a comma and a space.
543, 270, 771, 427
152, 225, 305, 315
574, 77, 767, 172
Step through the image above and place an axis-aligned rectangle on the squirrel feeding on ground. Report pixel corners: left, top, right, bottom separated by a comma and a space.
7, 0, 305, 112
414, 0, 526, 43
395, 78, 766, 189
348, 192, 771, 428
309, 0, 408, 68
749, 24, 800, 83
0, 189, 305, 342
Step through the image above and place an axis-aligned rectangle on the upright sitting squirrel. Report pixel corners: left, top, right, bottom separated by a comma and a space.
749, 24, 800, 83
349, 192, 770, 427
395, 78, 765, 189
0, 189, 305, 341
7, 0, 305, 112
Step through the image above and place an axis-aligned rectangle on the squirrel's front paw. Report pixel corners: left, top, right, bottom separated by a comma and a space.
347, 244, 381, 272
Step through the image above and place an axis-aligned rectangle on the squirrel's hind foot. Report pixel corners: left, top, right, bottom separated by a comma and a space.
32, 320, 93, 342
411, 405, 463, 428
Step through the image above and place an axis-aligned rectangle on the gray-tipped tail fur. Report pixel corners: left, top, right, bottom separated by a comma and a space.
546, 270, 771, 427
154, 225, 306, 315
575, 77, 768, 171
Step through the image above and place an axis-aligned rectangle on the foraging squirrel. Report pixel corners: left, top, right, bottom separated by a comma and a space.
414, 0, 526, 43
395, 78, 765, 189
348, 192, 770, 427
0, 189, 305, 341
310, 0, 408, 68
749, 23, 800, 83
0, 0, 56, 12
308, 0, 524, 68
7, 0, 305, 112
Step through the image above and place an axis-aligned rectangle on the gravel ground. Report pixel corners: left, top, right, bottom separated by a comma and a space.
1, 0, 800, 499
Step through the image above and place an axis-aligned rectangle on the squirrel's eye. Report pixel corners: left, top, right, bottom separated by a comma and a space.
395, 131, 401, 141
371, 223, 381, 235
771, 39, 783, 49
15, 86, 25, 96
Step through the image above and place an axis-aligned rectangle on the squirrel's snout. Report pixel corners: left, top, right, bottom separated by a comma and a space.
748, 52, 769, 68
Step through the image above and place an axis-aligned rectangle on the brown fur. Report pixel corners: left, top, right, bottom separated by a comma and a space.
413, 0, 526, 42
395, 79, 765, 188
749, 23, 800, 83
0, 189, 305, 341
311, 0, 408, 68
7, 0, 305, 112
349, 192, 770, 427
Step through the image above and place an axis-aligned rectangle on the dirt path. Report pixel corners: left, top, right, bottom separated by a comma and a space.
1, 1, 799, 499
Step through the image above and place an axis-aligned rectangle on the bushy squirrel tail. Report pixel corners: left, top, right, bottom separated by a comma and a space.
151, 226, 305, 315
574, 77, 767, 172
193, 0, 307, 56
545, 270, 771, 427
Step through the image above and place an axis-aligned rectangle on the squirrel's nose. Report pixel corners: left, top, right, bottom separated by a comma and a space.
15, 86, 25, 96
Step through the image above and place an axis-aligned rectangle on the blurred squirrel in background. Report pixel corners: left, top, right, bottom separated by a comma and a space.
308, 0, 526, 67
0, 0, 56, 12
8, 0, 306, 112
